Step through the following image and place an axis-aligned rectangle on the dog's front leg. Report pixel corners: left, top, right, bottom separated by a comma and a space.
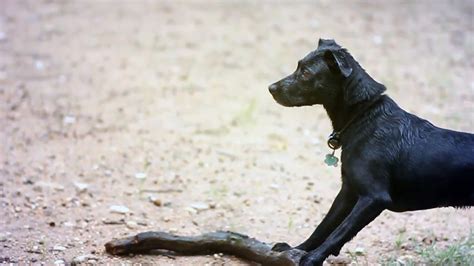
272, 183, 356, 252
296, 183, 356, 251
299, 196, 384, 266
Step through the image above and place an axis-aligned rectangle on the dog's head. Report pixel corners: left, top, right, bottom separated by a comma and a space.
269, 39, 384, 107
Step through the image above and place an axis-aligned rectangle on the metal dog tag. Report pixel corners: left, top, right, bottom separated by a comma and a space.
324, 150, 339, 167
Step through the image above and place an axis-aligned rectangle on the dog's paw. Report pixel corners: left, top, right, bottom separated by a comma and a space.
299, 252, 324, 266
271, 242, 292, 252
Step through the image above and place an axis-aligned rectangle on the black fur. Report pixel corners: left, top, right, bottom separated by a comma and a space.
268, 39, 474, 266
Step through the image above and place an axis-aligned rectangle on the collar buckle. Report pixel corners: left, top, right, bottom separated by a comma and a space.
327, 132, 341, 150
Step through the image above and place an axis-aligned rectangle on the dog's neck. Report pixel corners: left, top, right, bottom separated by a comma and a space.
323, 71, 383, 133
324, 99, 352, 133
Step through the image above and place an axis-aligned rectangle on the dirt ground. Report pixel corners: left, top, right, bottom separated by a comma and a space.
1, 0, 473, 265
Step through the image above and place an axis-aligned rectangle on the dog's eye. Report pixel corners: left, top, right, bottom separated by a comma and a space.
300, 69, 312, 80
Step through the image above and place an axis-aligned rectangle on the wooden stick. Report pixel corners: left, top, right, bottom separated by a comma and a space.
105, 231, 306, 265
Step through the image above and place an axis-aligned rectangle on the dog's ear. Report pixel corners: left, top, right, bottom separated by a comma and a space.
318, 38, 336, 48
318, 38, 341, 49
323, 49, 353, 78
324, 49, 385, 105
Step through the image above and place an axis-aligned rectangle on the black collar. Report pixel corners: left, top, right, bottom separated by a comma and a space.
327, 95, 382, 150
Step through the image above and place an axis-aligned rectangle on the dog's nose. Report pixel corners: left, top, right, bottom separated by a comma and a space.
268, 84, 279, 94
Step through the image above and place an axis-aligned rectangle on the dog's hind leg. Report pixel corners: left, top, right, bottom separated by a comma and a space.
299, 196, 384, 266
294, 183, 357, 252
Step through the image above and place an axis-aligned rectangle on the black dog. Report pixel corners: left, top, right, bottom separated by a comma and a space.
268, 39, 474, 266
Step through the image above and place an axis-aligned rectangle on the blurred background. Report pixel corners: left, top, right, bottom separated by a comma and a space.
1, 0, 473, 264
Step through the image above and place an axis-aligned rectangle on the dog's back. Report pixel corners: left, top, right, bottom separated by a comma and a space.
387, 108, 474, 210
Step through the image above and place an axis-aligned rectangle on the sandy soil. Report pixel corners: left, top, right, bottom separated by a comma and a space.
1, 0, 473, 265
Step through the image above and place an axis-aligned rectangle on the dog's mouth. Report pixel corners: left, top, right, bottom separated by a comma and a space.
271, 90, 306, 107
271, 91, 293, 107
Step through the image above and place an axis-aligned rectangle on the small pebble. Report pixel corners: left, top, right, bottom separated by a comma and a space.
63, 221, 75, 227
63, 115, 76, 124
54, 259, 66, 265
35, 60, 45, 70
185, 207, 198, 214
326, 254, 352, 265
125, 221, 138, 229
71, 254, 99, 265
134, 172, 147, 179
354, 246, 365, 255
190, 202, 210, 211
152, 199, 162, 207
109, 205, 130, 214
26, 245, 42, 254
372, 35, 383, 45
52, 245, 66, 252
73, 182, 88, 193
269, 183, 279, 190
